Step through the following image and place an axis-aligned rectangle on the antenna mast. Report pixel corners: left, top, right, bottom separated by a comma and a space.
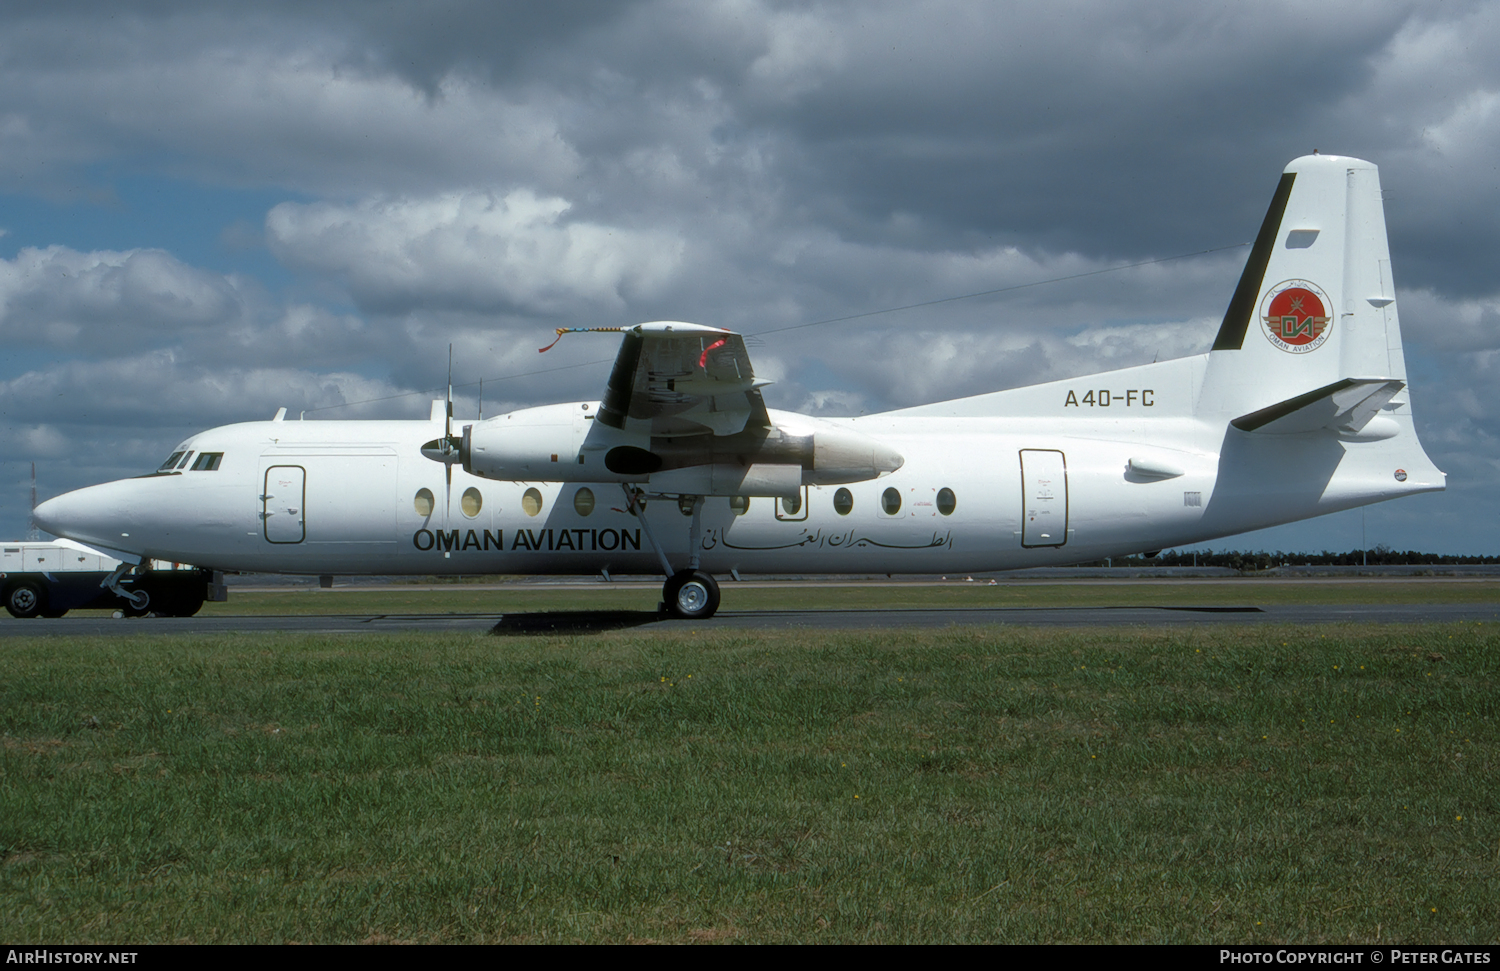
27, 462, 39, 540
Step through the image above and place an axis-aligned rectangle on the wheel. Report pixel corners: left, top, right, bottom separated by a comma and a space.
5, 582, 45, 619
663, 570, 720, 620
122, 588, 152, 618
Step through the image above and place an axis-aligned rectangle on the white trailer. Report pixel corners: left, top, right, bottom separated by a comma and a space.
0, 539, 226, 618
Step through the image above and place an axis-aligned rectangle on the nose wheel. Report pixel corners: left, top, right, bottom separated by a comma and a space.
664, 570, 720, 620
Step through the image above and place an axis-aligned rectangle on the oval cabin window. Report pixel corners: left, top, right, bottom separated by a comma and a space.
414, 488, 435, 518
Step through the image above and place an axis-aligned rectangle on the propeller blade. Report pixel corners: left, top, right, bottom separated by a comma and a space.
446, 344, 454, 521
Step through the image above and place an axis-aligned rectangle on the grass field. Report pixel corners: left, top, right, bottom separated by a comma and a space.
2, 614, 1496, 942
183, 576, 1500, 616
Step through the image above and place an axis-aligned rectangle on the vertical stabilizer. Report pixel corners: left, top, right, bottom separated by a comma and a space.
1198, 155, 1407, 418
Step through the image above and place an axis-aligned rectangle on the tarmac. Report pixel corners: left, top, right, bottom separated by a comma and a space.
2, 600, 1496, 637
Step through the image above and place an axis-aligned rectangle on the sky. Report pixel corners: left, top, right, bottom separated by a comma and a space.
2, 0, 1497, 554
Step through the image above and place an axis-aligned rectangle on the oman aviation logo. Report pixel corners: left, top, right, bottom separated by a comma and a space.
1260, 280, 1333, 353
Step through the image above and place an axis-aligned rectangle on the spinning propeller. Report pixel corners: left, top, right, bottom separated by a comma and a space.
420, 346, 464, 520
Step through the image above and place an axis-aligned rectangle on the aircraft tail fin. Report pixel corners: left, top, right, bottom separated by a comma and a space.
1198, 154, 1408, 419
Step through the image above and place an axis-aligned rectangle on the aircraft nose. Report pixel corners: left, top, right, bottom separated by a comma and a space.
33, 480, 149, 553
32, 493, 72, 537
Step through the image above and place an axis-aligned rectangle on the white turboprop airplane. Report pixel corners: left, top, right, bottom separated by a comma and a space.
34, 154, 1444, 619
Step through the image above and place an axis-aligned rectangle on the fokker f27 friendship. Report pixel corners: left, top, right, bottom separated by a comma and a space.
35, 154, 1444, 619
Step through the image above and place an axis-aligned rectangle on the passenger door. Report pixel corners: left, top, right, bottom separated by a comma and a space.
1020, 449, 1068, 548
262, 465, 306, 544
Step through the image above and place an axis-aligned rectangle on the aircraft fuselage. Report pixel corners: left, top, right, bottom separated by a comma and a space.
38, 384, 1439, 578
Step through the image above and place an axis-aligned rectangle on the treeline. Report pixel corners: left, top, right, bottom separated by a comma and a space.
1082, 548, 1500, 570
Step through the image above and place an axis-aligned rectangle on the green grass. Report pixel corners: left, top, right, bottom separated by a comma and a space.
174, 577, 1500, 616
2, 623, 1497, 943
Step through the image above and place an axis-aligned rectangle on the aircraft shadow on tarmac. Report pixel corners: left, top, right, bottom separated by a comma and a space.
490, 609, 665, 635
485, 603, 1268, 635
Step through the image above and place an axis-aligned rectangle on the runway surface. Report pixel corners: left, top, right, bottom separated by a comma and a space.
3, 602, 1498, 636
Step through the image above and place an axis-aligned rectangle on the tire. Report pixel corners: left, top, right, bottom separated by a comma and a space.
122, 588, 152, 618
663, 570, 720, 620
5, 582, 45, 619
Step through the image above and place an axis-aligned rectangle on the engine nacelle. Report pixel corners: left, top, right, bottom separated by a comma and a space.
766, 410, 905, 485
462, 401, 904, 492
462, 402, 624, 481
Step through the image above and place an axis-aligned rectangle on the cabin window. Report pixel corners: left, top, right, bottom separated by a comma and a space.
573, 487, 595, 517
522, 487, 543, 517
414, 488, 435, 518
678, 496, 698, 517
461, 487, 483, 518
936, 487, 956, 515
158, 451, 185, 472
730, 495, 750, 516
833, 488, 853, 515
882, 487, 902, 515
191, 452, 224, 471
775, 488, 808, 521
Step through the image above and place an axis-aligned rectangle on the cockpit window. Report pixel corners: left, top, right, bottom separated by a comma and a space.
176, 451, 195, 470
191, 452, 224, 471
158, 451, 185, 472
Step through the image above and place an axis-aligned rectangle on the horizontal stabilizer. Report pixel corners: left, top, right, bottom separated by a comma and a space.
1231, 378, 1404, 435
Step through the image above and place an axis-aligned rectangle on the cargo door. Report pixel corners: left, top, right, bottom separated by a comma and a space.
1020, 449, 1068, 548
262, 465, 306, 543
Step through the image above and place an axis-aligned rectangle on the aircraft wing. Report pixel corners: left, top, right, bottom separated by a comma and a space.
595, 321, 770, 437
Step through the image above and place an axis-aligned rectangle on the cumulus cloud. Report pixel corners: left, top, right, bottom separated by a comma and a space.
0, 32, 585, 197
1389, 288, 1500, 354
266, 189, 684, 314
0, 245, 243, 347
0, 351, 415, 427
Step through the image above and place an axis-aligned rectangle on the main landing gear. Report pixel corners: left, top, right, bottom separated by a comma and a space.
621, 484, 722, 620
664, 569, 720, 620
